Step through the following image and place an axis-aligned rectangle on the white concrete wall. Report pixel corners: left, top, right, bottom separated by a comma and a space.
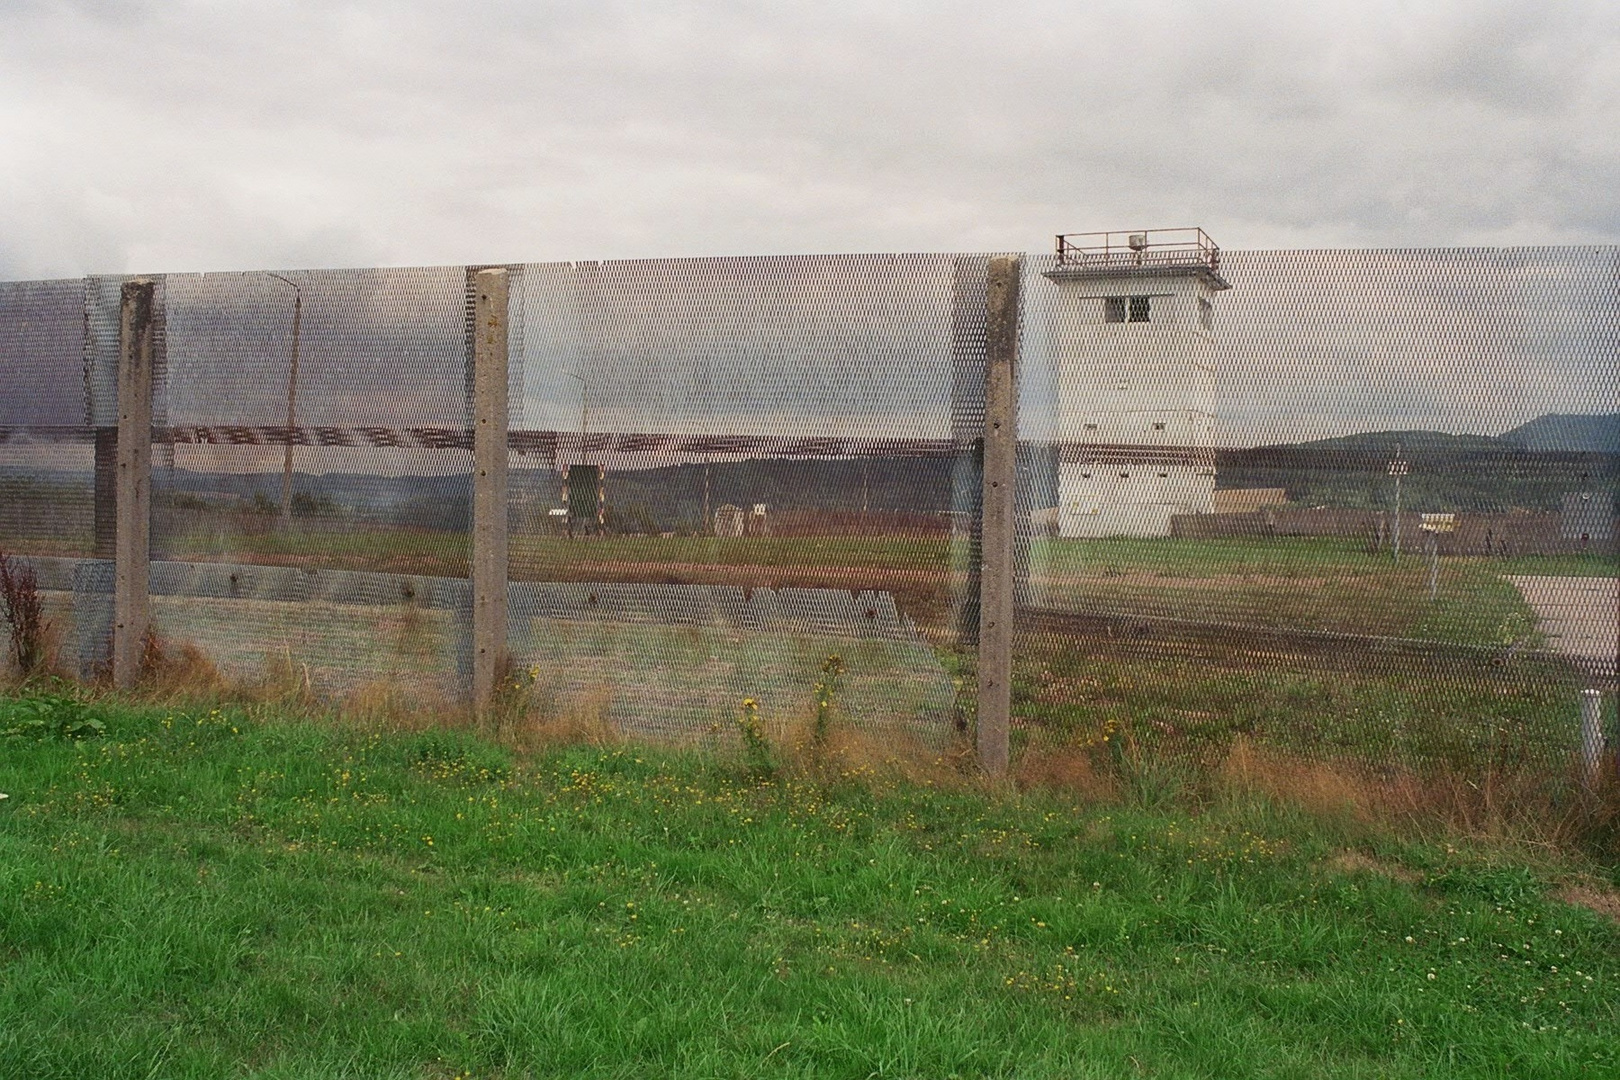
1058, 460, 1215, 537
1049, 270, 1219, 538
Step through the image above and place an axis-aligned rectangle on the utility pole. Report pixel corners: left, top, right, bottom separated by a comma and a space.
266, 273, 303, 524
1427, 531, 1439, 601
564, 371, 587, 538
1388, 443, 1407, 564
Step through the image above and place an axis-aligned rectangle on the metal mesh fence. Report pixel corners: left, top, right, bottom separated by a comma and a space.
506, 255, 984, 742
1015, 246, 1618, 779
0, 278, 93, 674
1, 246, 1614, 782
148, 267, 476, 700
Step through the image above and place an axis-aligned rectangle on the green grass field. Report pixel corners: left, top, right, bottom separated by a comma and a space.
2, 693, 1617, 1079
148, 528, 1614, 644
1007, 646, 1596, 777
163, 524, 473, 577
1005, 538, 1612, 769
18, 529, 1609, 783
158, 529, 960, 580
1030, 537, 1616, 646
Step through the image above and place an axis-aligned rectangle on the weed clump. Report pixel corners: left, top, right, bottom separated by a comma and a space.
0, 550, 49, 678
1, 694, 104, 741
138, 631, 228, 699
812, 653, 845, 746
735, 696, 774, 777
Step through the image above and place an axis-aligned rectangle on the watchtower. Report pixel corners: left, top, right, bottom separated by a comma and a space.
1043, 228, 1229, 537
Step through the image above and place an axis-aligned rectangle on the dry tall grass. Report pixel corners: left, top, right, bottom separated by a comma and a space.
1014, 744, 1119, 803
1214, 735, 1620, 855
13, 629, 1614, 857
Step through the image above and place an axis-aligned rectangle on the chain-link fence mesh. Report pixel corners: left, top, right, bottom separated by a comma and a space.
506, 255, 983, 742
1015, 246, 1617, 782
143, 268, 475, 701
0, 278, 93, 674
1, 246, 1614, 781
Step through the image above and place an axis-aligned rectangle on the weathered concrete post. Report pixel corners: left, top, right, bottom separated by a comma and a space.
470, 268, 510, 714
977, 255, 1021, 776
112, 279, 155, 688
1579, 688, 1606, 790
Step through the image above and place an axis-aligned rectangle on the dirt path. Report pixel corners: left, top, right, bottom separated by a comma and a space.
1507, 576, 1618, 678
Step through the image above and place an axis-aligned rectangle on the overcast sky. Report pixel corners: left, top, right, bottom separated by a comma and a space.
3, 0, 1618, 280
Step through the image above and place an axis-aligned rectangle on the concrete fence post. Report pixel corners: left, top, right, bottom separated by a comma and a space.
112, 279, 155, 689
977, 254, 1021, 776
470, 268, 510, 714
1579, 688, 1606, 789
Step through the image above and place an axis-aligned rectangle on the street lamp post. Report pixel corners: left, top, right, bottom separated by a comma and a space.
564, 371, 587, 537
265, 273, 302, 525
1388, 444, 1408, 564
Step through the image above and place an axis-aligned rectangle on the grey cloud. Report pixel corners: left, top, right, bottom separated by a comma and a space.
1373, 1, 1606, 112
1, 0, 1618, 281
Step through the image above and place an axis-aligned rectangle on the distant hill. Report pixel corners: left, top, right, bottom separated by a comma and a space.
1499, 414, 1620, 454
1266, 430, 1511, 457
1216, 428, 1616, 513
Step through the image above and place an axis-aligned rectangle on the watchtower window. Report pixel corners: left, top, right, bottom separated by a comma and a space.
1152, 422, 1166, 431
1104, 297, 1127, 323
1128, 295, 1151, 322
1198, 296, 1213, 331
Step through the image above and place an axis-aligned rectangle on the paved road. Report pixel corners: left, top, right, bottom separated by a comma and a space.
1507, 576, 1618, 678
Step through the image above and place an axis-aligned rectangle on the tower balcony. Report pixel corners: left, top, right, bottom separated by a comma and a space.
1047, 227, 1230, 290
